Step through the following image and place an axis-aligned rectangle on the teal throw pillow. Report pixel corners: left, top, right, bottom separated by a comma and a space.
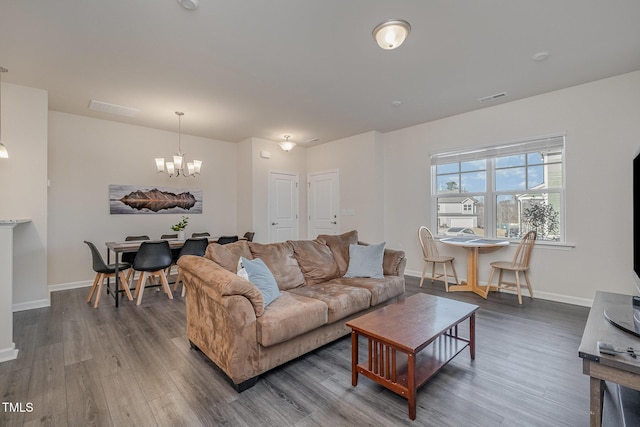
344, 242, 385, 279
240, 257, 281, 307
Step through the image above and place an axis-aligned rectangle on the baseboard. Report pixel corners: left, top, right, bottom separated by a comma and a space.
0, 343, 19, 362
10, 281, 90, 312
13, 298, 50, 312
404, 270, 593, 307
48, 280, 93, 293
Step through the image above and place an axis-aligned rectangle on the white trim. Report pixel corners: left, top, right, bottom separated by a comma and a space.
404, 270, 591, 307
12, 298, 50, 312
0, 343, 19, 363
49, 280, 93, 293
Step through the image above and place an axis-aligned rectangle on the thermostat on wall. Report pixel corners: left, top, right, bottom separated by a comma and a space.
260, 150, 271, 159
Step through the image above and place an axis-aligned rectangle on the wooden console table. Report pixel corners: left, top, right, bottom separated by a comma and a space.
578, 290, 640, 426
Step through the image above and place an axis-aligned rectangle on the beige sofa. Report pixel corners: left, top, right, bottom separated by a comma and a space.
177, 230, 406, 391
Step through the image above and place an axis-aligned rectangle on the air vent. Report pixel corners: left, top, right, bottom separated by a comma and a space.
88, 100, 139, 117
478, 92, 508, 103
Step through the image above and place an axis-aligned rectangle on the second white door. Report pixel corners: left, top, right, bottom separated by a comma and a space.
308, 170, 340, 238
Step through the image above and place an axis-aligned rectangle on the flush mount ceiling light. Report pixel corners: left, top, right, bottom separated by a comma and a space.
279, 135, 296, 152
177, 0, 199, 10
0, 67, 8, 159
155, 112, 202, 177
372, 19, 411, 50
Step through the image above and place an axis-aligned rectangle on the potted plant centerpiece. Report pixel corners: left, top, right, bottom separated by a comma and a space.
171, 216, 189, 240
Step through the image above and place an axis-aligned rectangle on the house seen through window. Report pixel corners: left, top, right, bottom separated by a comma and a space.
431, 135, 565, 242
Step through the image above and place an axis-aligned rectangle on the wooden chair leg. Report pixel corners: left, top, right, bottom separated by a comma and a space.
118, 271, 133, 301
497, 270, 504, 290
135, 272, 149, 306
126, 268, 135, 287
419, 261, 428, 287
524, 271, 534, 299
431, 262, 436, 283
442, 262, 450, 292
158, 271, 173, 300
93, 273, 105, 308
87, 273, 100, 303
515, 272, 522, 304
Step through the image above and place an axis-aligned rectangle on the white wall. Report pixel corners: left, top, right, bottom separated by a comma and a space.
384, 70, 640, 306
307, 131, 385, 243
0, 82, 49, 310
236, 138, 253, 236
47, 112, 237, 288
248, 137, 308, 243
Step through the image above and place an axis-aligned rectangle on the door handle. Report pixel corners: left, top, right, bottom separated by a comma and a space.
272, 222, 278, 225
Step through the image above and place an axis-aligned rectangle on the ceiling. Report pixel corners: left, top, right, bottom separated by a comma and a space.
1, 1, 640, 146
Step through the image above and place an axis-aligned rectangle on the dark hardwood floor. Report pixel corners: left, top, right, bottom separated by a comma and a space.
0, 276, 592, 426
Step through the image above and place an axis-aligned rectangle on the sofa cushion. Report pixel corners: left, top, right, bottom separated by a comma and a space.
289, 240, 340, 285
316, 230, 358, 276
344, 242, 385, 279
205, 240, 253, 273
287, 282, 372, 323
256, 291, 328, 347
331, 275, 405, 306
248, 242, 305, 290
240, 257, 281, 307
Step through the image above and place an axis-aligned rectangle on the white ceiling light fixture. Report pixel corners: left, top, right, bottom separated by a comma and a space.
279, 135, 296, 152
155, 112, 202, 177
177, 0, 199, 10
0, 67, 9, 159
372, 19, 411, 50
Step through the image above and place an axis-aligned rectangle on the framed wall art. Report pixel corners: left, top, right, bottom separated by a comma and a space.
109, 184, 203, 214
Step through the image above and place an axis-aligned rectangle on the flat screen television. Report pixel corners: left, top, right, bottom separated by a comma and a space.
634, 152, 640, 293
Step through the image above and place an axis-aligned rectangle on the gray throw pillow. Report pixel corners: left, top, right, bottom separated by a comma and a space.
344, 242, 385, 279
240, 257, 281, 307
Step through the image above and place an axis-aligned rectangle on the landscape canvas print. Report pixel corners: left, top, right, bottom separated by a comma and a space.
109, 184, 203, 214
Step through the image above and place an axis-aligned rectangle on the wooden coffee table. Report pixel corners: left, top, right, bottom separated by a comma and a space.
346, 293, 478, 420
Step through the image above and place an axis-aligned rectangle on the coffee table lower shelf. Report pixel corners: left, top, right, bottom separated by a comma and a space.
355, 333, 470, 396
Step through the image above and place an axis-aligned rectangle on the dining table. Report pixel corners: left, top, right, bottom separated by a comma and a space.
104, 237, 218, 307
439, 236, 510, 298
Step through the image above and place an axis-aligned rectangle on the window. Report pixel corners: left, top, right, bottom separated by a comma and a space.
431, 135, 565, 242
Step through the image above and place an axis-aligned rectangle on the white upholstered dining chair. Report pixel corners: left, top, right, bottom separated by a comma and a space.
418, 226, 459, 291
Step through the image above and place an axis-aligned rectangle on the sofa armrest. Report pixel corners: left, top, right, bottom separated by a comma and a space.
178, 255, 261, 384
178, 255, 265, 316
383, 248, 406, 276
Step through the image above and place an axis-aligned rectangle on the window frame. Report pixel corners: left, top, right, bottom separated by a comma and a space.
430, 134, 566, 243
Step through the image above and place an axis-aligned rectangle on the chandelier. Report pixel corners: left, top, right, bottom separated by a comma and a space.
155, 111, 202, 177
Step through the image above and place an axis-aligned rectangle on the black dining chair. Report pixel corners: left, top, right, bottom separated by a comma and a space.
173, 238, 209, 297
132, 240, 174, 305
161, 234, 181, 275
122, 235, 150, 286
216, 235, 239, 245
84, 241, 133, 308
191, 232, 211, 238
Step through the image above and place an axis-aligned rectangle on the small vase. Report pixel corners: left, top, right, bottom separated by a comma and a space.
178, 230, 185, 241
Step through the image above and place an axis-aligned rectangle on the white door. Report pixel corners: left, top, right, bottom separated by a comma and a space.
268, 171, 299, 242
308, 170, 340, 238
